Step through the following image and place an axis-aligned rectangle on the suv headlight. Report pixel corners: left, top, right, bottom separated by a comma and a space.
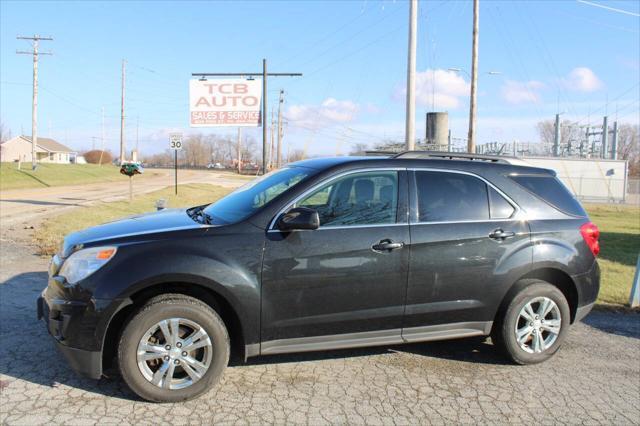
59, 246, 117, 284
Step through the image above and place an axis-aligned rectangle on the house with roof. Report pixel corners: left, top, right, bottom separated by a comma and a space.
0, 135, 76, 164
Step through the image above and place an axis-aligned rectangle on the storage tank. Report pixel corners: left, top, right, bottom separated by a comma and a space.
425, 112, 449, 146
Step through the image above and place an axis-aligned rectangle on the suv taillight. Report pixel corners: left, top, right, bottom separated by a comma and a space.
580, 222, 600, 256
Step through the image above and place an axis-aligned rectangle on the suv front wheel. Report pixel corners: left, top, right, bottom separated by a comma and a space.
118, 294, 230, 402
493, 280, 570, 364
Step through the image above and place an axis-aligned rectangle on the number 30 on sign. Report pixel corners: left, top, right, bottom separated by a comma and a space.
169, 133, 183, 150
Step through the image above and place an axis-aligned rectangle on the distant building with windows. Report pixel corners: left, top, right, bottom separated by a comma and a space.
0, 135, 76, 163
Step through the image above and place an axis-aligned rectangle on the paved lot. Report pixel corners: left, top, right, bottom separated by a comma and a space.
0, 238, 638, 425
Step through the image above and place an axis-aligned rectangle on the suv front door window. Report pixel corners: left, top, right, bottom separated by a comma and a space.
297, 171, 398, 227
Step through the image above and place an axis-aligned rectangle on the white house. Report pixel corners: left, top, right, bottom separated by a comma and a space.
0, 136, 76, 164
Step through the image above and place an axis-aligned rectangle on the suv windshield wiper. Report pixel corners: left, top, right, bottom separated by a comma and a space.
187, 206, 213, 225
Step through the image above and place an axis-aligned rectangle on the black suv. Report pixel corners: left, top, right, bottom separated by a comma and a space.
38, 153, 600, 402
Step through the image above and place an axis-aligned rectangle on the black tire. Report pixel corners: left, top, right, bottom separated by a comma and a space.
492, 280, 570, 365
118, 294, 230, 402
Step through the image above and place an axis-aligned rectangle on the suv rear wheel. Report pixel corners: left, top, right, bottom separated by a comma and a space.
493, 280, 570, 364
118, 294, 230, 402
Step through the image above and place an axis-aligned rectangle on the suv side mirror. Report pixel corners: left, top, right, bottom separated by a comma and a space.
277, 207, 320, 231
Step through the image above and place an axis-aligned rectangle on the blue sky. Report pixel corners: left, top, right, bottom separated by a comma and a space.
1, 0, 639, 157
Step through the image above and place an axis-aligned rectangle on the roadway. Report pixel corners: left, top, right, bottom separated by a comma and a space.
0, 169, 249, 226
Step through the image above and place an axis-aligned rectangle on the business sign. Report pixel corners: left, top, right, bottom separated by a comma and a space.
169, 133, 183, 150
189, 79, 262, 127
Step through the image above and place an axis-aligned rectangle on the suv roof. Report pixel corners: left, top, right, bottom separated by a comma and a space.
290, 154, 554, 176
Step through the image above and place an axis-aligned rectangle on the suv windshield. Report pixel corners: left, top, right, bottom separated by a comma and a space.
203, 166, 314, 225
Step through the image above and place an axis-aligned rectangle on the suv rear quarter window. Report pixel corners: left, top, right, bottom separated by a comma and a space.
509, 174, 587, 217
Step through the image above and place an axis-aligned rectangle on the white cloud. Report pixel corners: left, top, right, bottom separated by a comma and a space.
562, 67, 603, 92
286, 98, 359, 129
500, 80, 545, 105
394, 68, 470, 110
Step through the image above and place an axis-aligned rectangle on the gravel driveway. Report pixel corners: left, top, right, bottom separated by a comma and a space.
1, 239, 638, 425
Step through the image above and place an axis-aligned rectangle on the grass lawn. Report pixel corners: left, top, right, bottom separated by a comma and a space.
35, 184, 230, 255
0, 162, 162, 191
584, 203, 640, 307
33, 184, 639, 307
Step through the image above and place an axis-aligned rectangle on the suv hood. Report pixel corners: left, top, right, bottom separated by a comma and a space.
61, 208, 205, 257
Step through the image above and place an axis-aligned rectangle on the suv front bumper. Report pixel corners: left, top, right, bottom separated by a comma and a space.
37, 294, 103, 379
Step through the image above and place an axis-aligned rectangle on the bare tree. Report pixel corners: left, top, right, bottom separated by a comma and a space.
241, 136, 258, 164
142, 150, 173, 167
536, 119, 581, 145
616, 124, 639, 176
183, 134, 210, 167
0, 120, 11, 143
288, 149, 306, 163
349, 143, 369, 156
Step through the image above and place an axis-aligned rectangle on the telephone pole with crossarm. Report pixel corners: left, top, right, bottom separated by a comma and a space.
17, 34, 53, 170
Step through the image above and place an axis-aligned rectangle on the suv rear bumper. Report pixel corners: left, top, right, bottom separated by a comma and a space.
575, 302, 594, 323
572, 260, 600, 323
37, 295, 103, 379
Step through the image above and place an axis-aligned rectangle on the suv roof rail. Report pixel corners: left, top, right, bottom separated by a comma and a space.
392, 151, 518, 164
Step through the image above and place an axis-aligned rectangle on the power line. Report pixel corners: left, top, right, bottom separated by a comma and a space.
576, 0, 640, 17
285, 3, 404, 71
514, 1, 576, 115
306, 21, 406, 78
573, 83, 640, 125
277, 6, 373, 68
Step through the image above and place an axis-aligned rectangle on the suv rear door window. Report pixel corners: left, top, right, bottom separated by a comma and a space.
415, 171, 489, 222
297, 171, 398, 226
509, 175, 586, 217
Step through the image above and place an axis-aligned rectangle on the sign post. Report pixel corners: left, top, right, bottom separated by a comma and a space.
630, 254, 640, 308
169, 133, 183, 195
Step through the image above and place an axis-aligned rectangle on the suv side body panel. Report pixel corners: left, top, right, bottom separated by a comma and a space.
43, 224, 265, 355
260, 169, 411, 350
528, 218, 600, 308
403, 169, 533, 332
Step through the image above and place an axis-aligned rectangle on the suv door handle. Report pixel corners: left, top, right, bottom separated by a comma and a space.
372, 239, 404, 252
489, 229, 516, 240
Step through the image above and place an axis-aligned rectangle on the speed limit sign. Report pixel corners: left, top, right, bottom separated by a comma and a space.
169, 133, 183, 150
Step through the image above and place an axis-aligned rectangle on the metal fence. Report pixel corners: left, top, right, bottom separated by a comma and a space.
628, 179, 640, 206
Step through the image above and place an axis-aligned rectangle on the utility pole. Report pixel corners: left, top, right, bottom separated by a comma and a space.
601, 116, 608, 159
136, 115, 139, 154
405, 0, 417, 150
270, 110, 275, 170
237, 127, 242, 174
611, 121, 619, 160
262, 59, 268, 173
120, 59, 126, 164
467, 0, 479, 154
553, 113, 561, 156
192, 61, 301, 174
17, 34, 53, 170
277, 90, 284, 168
99, 107, 105, 166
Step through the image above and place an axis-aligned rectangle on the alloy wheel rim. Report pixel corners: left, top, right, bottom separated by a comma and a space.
515, 297, 561, 354
136, 317, 213, 390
